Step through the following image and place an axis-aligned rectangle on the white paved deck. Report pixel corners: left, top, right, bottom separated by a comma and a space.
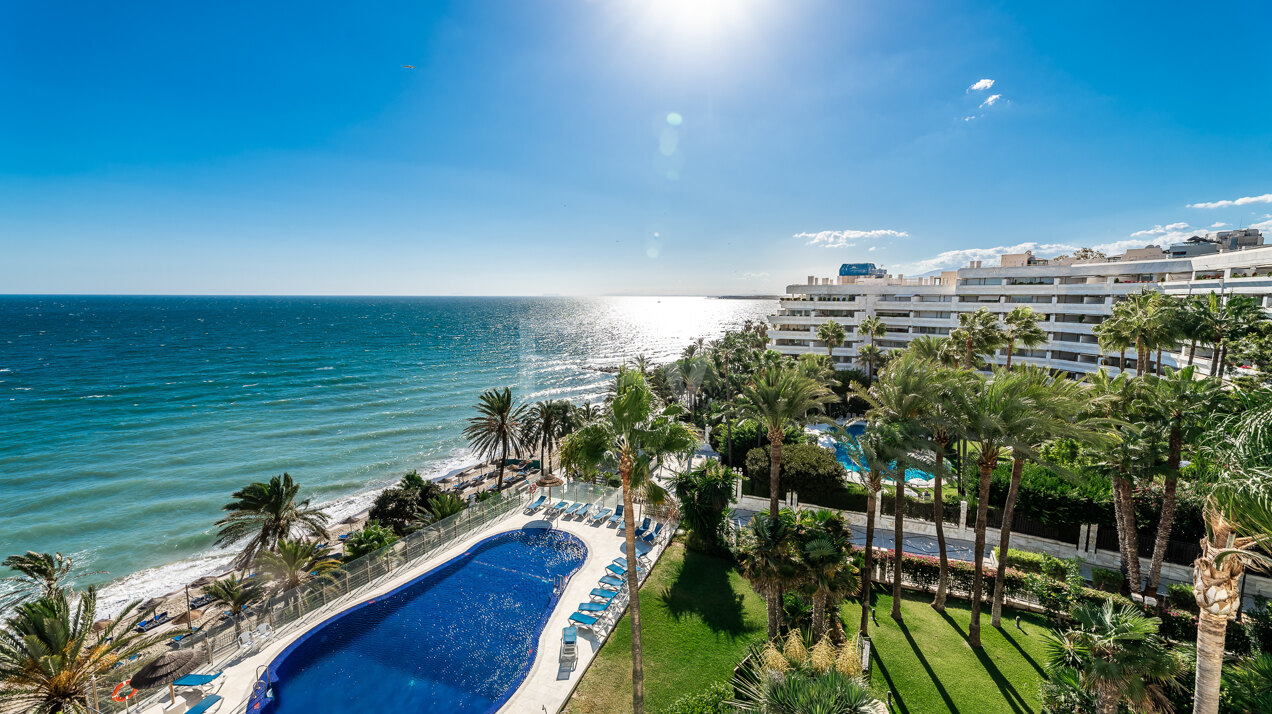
145, 494, 670, 714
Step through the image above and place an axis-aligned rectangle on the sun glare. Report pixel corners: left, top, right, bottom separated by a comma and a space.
637, 0, 763, 47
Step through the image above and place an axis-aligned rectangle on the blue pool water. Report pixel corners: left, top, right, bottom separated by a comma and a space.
254, 528, 587, 714
832, 423, 932, 482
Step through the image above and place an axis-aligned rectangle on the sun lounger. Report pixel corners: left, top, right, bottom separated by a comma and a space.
184, 694, 223, 714
607, 504, 625, 526
546, 501, 569, 516
560, 626, 578, 669
598, 576, 625, 590
605, 564, 626, 578
633, 517, 653, 538
590, 507, 613, 523
575, 503, 592, 519
190, 594, 214, 609
172, 672, 223, 688
568, 612, 599, 628
171, 626, 200, 643
523, 495, 547, 513
590, 588, 619, 601
577, 601, 610, 613
642, 523, 664, 545
564, 502, 584, 517
609, 559, 644, 575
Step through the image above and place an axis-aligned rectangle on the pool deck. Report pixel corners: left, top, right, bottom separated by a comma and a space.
146, 493, 671, 714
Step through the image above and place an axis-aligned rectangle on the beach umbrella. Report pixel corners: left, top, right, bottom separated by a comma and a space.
173, 609, 203, 626
142, 597, 167, 611
536, 473, 564, 503
130, 650, 200, 706
92, 619, 113, 633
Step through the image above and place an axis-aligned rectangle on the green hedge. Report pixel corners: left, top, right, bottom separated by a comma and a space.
744, 444, 847, 500
659, 681, 733, 714
711, 419, 807, 468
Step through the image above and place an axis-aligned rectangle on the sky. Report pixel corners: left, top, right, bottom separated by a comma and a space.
1, 0, 1270, 296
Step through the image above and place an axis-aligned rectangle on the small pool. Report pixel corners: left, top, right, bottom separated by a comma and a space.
252, 527, 587, 714
831, 423, 932, 482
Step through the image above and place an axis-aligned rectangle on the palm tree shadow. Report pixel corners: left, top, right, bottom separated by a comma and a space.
997, 624, 1046, 678
897, 621, 959, 714
657, 548, 750, 638
971, 645, 1035, 714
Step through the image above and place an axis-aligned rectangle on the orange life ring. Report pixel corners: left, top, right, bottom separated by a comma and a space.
112, 679, 137, 702
529, 484, 538, 494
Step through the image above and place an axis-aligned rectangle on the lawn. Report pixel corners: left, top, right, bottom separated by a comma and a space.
843, 590, 1051, 714
566, 540, 1051, 714
565, 540, 767, 713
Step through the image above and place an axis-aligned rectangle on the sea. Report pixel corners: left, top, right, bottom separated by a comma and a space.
0, 295, 776, 614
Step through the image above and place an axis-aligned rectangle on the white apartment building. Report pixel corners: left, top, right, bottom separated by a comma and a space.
769, 229, 1271, 377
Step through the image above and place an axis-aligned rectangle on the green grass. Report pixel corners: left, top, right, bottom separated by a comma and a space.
565, 540, 767, 714
844, 590, 1051, 714
567, 540, 1050, 714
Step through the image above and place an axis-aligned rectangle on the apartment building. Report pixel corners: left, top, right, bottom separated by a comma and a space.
768, 229, 1271, 377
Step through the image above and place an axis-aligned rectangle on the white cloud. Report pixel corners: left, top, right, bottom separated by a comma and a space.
895, 242, 1077, 275
1211, 222, 1228, 228
1130, 222, 1190, 237
980, 94, 1002, 108
1126, 222, 1202, 245
1187, 193, 1272, 209
797, 229, 909, 248
963, 116, 976, 122
1091, 238, 1167, 254
739, 271, 769, 279
968, 79, 995, 91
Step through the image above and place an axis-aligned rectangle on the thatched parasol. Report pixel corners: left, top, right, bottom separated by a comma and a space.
536, 473, 565, 503
173, 609, 203, 626
130, 650, 200, 705
142, 596, 168, 611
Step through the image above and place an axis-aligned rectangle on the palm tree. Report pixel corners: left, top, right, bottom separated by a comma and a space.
1086, 370, 1148, 594
1191, 292, 1266, 379
215, 473, 329, 569
735, 512, 799, 639
1043, 601, 1182, 714
837, 422, 903, 638
1109, 290, 1175, 376
951, 308, 1005, 369
203, 575, 265, 637
856, 317, 885, 380
254, 538, 341, 594
559, 368, 697, 714
463, 387, 532, 491
670, 355, 710, 415
0, 588, 156, 714
816, 319, 847, 368
671, 461, 738, 552
1, 552, 104, 606
707, 400, 739, 467
1001, 305, 1047, 368
914, 367, 973, 611
960, 370, 1045, 647
794, 510, 859, 638
1093, 318, 1133, 373
1135, 366, 1220, 595
528, 400, 571, 475
738, 365, 835, 517
906, 335, 960, 368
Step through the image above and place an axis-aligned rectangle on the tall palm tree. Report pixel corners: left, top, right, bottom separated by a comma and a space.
215, 473, 329, 569
837, 422, 904, 639
1109, 290, 1174, 376
1, 552, 104, 606
906, 335, 960, 368
1191, 292, 1266, 379
794, 510, 859, 638
855, 353, 936, 621
854, 344, 883, 382
463, 387, 532, 491
951, 308, 1005, 369
203, 575, 265, 637
856, 317, 885, 380
1043, 601, 1182, 714
707, 400, 738, 467
1086, 370, 1147, 594
254, 538, 341, 595
1001, 305, 1047, 368
1093, 318, 1133, 373
816, 319, 847, 368
738, 365, 835, 517
1135, 366, 1220, 595
0, 588, 156, 714
735, 512, 799, 640
960, 370, 1045, 647
670, 355, 710, 415
559, 368, 697, 714
913, 367, 973, 611
528, 399, 571, 475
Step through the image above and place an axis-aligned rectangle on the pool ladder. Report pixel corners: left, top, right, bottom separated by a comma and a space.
552, 574, 567, 595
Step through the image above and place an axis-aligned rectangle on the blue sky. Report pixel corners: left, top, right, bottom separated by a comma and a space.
1, 0, 1269, 295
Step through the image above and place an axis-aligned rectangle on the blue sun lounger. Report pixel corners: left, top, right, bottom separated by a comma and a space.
590, 588, 618, 601
598, 575, 625, 590
569, 612, 599, 628
546, 501, 569, 516
184, 695, 223, 714
523, 495, 547, 514
564, 502, 584, 517
642, 523, 664, 545
577, 601, 610, 613
172, 672, 223, 688
576, 503, 593, 519
607, 504, 625, 526
590, 507, 613, 523
633, 517, 653, 538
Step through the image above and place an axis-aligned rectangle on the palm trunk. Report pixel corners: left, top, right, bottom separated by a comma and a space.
1112, 474, 1141, 593
1218, 341, 1228, 378
1095, 690, 1119, 714
1187, 339, 1197, 365
1145, 425, 1183, 596
620, 460, 646, 714
726, 419, 733, 468
932, 449, 950, 611
768, 430, 783, 518
767, 584, 782, 640
969, 457, 994, 648
965, 336, 975, 369
1193, 525, 1241, 714
1136, 337, 1145, 376
860, 487, 876, 637
813, 591, 827, 639
1005, 341, 1014, 369
497, 433, 508, 490
990, 456, 1024, 627
1156, 346, 1164, 376
1210, 339, 1222, 378
891, 465, 906, 620
1119, 347, 1127, 372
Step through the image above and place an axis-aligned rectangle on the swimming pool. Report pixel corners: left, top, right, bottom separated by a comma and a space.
830, 423, 932, 482
250, 527, 587, 714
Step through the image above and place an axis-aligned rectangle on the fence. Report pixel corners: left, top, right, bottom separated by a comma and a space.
1093, 526, 1201, 566
880, 494, 961, 524
91, 480, 618, 713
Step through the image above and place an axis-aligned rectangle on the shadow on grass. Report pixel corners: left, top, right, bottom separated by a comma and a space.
997, 624, 1047, 678
657, 547, 750, 638
897, 621, 959, 714
871, 644, 910, 714
972, 646, 1035, 714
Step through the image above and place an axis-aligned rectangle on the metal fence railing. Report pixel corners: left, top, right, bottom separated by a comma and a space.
92, 480, 620, 713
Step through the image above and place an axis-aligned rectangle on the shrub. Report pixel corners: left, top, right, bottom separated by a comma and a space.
987, 461, 1112, 528
1242, 596, 1272, 655
1090, 567, 1123, 593
995, 548, 1047, 575
368, 473, 444, 535
343, 520, 399, 561
712, 419, 807, 468
1166, 583, 1196, 613
659, 681, 733, 714
744, 444, 847, 500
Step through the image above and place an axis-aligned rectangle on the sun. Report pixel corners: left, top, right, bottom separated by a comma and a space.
637, 0, 763, 46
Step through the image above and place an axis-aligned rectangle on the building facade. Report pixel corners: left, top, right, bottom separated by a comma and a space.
768, 230, 1271, 377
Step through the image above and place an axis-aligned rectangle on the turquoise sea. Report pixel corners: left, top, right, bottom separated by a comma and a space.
0, 295, 775, 613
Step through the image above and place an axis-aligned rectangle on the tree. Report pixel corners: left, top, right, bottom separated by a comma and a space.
914, 367, 973, 610
368, 475, 444, 535
836, 422, 904, 639
707, 401, 739, 468
1093, 318, 1133, 373
1071, 247, 1107, 261
0, 588, 156, 714
559, 369, 698, 714
794, 510, 859, 638
202, 575, 265, 637
342, 520, 398, 561
816, 319, 847, 369
1186, 292, 1267, 379
735, 512, 799, 639
1043, 600, 1183, 714
951, 308, 1005, 369
670, 355, 710, 415
1135, 366, 1220, 595
1085, 369, 1151, 594
672, 461, 739, 553
423, 493, 466, 521
906, 335, 960, 368
0, 552, 103, 606
1107, 290, 1175, 376
856, 316, 885, 380
1002, 305, 1047, 369
254, 538, 340, 594
528, 400, 572, 475
463, 387, 532, 491
738, 365, 835, 518
215, 473, 329, 569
